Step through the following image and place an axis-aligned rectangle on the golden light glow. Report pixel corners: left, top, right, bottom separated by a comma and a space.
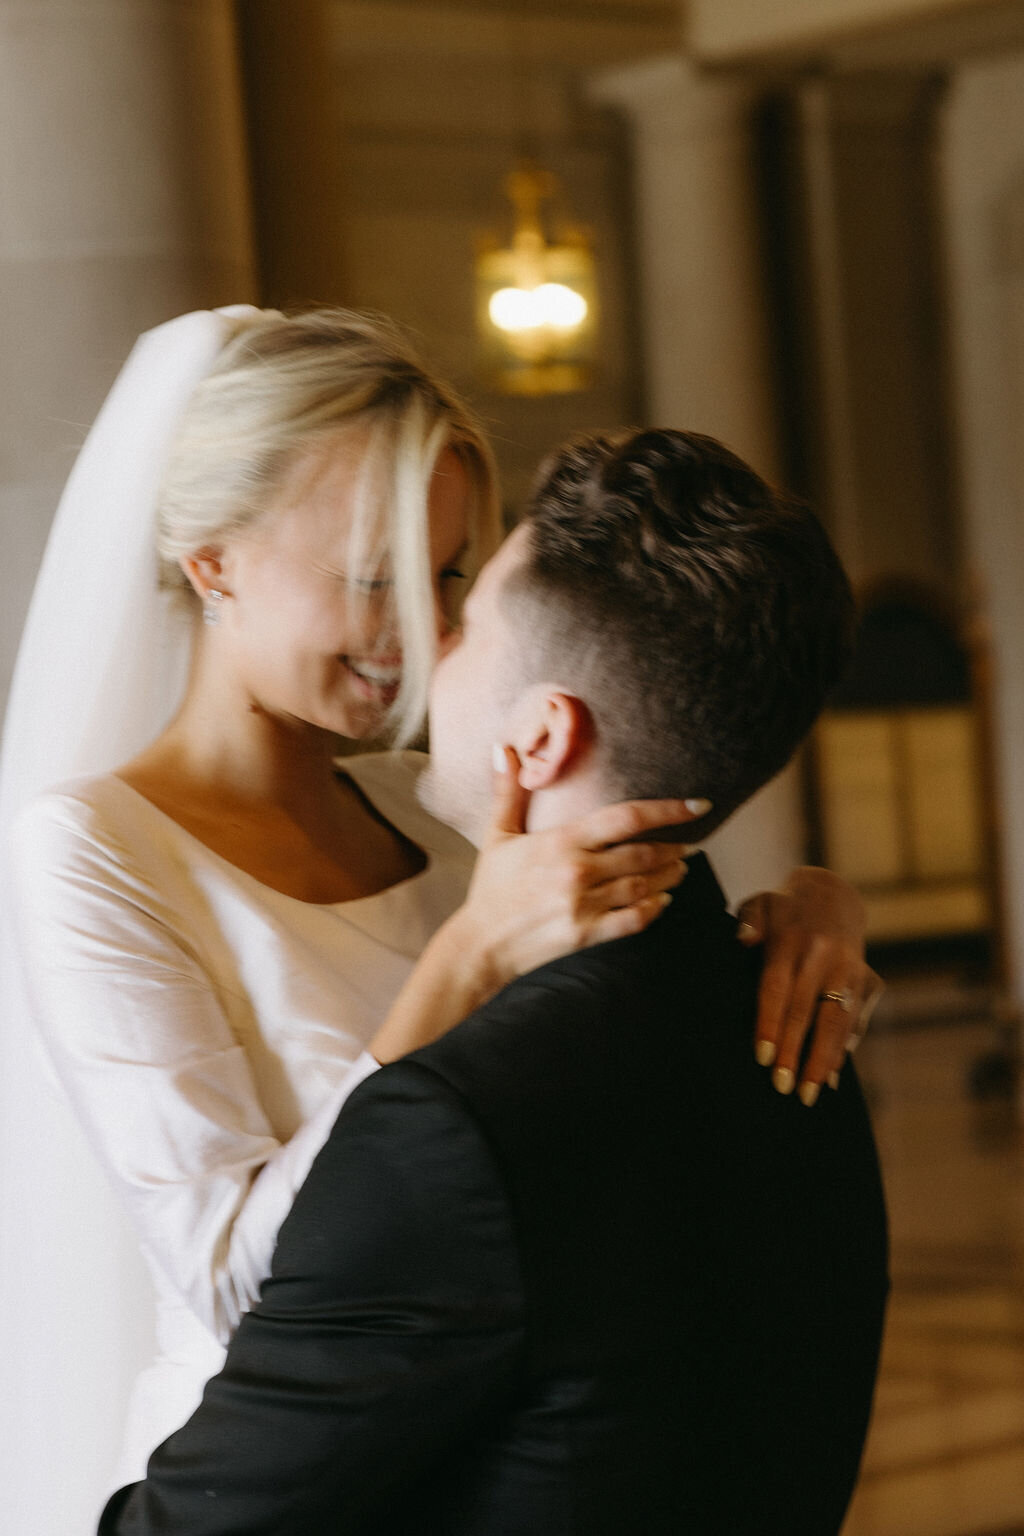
474, 160, 598, 395
488, 282, 589, 334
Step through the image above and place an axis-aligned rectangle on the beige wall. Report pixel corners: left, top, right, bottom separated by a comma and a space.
942, 49, 1024, 1005
0, 0, 255, 721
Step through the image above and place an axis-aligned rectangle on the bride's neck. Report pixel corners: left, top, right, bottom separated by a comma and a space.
121, 674, 345, 816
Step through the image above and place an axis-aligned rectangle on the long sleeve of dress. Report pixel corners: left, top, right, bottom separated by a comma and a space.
100, 1061, 526, 1536
8, 789, 381, 1343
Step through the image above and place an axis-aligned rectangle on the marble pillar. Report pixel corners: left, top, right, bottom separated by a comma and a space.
592, 56, 807, 905
0, 5, 255, 1532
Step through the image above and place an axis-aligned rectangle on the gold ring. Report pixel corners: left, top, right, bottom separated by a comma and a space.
819, 988, 855, 1013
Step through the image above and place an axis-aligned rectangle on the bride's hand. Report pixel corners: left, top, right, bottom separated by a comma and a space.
460, 746, 703, 995
736, 868, 883, 1106
368, 749, 704, 1066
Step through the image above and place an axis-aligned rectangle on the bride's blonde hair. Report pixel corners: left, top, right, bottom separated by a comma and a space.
155, 308, 500, 745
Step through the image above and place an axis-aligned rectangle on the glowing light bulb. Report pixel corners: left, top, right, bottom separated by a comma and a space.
489, 283, 588, 335
489, 288, 536, 333
536, 283, 588, 328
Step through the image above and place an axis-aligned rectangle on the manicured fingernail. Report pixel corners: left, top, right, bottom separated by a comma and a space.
846, 1033, 861, 1054
685, 797, 713, 815
755, 1039, 777, 1068
656, 891, 673, 909
799, 1081, 820, 1108
737, 922, 758, 943
492, 743, 507, 774
827, 1069, 841, 1091
772, 1066, 796, 1096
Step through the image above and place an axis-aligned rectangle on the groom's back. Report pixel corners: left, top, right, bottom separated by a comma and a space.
405, 855, 889, 1535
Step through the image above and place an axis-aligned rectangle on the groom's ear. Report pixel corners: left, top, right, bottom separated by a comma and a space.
514, 689, 594, 790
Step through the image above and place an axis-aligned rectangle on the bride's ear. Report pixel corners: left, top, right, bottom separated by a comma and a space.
514, 690, 593, 790
180, 547, 228, 604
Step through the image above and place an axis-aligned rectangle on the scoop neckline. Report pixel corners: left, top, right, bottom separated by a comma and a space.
104, 764, 436, 912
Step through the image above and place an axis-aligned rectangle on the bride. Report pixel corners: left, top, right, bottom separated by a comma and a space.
0, 306, 876, 1536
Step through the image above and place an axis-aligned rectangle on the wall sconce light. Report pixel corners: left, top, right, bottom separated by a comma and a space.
475, 160, 597, 396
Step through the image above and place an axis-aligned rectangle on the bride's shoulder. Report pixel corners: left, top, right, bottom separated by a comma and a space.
10, 773, 151, 875
16, 771, 129, 828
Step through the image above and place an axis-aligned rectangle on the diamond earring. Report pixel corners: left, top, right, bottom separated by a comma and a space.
203, 589, 223, 626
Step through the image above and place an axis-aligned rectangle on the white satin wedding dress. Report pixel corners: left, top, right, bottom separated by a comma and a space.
6, 749, 473, 1524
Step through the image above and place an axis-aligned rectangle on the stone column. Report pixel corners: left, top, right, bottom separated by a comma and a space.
593, 56, 807, 904
0, 6, 255, 1532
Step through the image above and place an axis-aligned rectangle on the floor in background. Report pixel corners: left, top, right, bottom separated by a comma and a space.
843, 1009, 1024, 1536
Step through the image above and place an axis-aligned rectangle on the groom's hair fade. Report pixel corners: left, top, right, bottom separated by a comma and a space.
504, 428, 855, 840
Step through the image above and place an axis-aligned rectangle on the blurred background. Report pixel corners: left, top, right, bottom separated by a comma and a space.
3, 2, 1024, 1530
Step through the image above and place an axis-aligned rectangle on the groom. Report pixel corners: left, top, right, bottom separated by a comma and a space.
101, 429, 888, 1535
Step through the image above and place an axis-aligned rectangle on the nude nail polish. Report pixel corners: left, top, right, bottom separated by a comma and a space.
772, 1066, 796, 1096
755, 1039, 777, 1068
799, 1081, 820, 1108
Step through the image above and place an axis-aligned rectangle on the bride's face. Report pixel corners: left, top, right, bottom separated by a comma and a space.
208, 437, 471, 740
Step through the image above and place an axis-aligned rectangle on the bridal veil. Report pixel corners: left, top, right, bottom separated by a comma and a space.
0, 307, 259, 1536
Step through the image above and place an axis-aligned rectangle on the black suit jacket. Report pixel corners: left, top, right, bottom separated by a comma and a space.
100, 855, 888, 1535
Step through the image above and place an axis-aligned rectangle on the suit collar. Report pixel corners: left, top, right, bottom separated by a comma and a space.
671, 850, 729, 919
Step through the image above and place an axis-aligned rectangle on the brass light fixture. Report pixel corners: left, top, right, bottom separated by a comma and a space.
475, 159, 597, 396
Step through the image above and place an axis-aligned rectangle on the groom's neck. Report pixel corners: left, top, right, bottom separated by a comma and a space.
523, 772, 610, 835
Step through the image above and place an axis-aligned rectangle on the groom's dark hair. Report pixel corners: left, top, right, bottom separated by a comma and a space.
504, 428, 854, 839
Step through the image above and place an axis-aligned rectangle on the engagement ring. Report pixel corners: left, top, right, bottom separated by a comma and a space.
818, 988, 855, 1012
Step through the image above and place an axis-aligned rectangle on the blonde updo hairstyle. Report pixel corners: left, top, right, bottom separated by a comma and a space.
156, 308, 500, 745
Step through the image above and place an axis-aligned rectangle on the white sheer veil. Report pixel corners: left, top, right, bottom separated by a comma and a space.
0, 306, 262, 1535
0, 307, 263, 824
